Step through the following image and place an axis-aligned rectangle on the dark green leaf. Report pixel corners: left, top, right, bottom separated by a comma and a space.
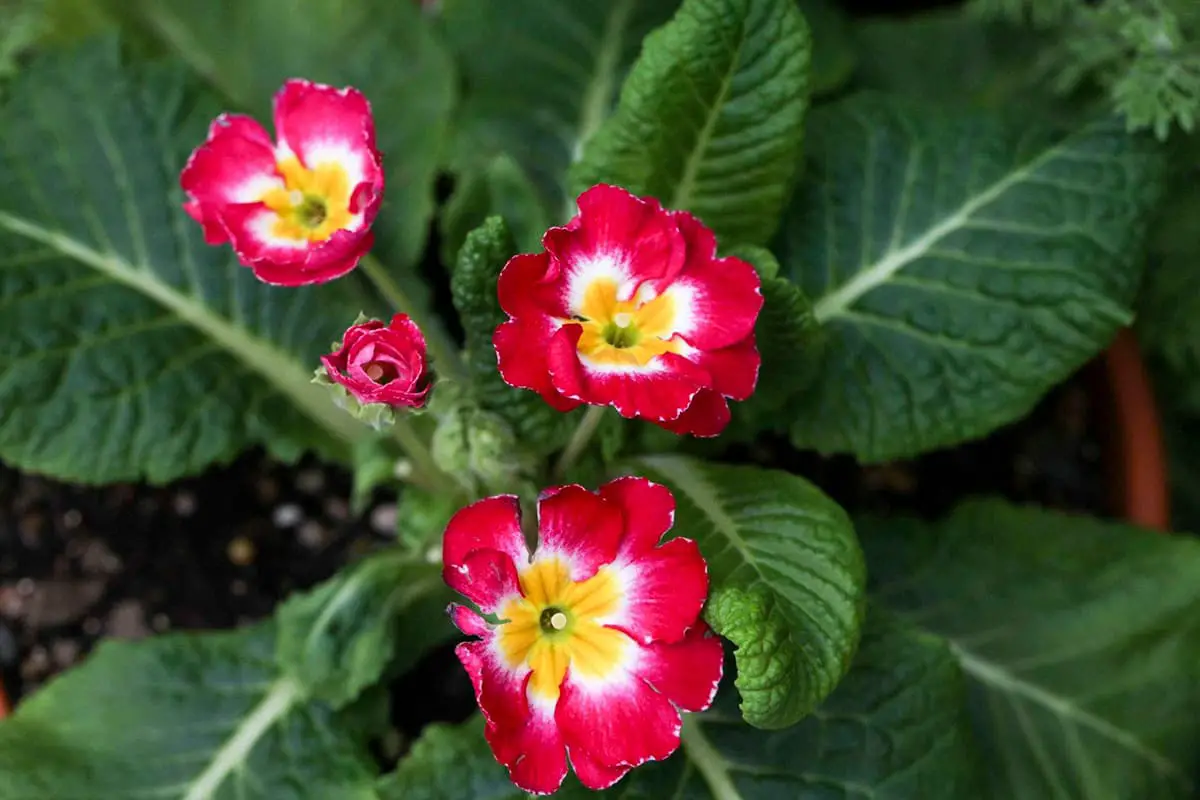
572, 0, 812, 246
862, 499, 1200, 799
778, 93, 1166, 461
634, 455, 865, 729
441, 0, 679, 222
0, 39, 367, 484
439, 153, 549, 267
0, 622, 382, 798
796, 0, 855, 97
275, 551, 453, 708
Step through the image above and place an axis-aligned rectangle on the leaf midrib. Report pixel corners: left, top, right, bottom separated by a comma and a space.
810, 128, 1086, 323
668, 20, 748, 213
952, 643, 1191, 790
180, 676, 304, 800
0, 211, 365, 446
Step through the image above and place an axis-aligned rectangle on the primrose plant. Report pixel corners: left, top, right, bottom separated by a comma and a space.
1, 0, 1200, 798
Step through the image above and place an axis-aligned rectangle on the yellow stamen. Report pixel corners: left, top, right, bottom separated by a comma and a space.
259, 156, 354, 242
572, 278, 682, 367
496, 557, 625, 701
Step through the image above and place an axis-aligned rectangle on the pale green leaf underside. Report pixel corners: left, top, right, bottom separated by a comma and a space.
123, 0, 456, 271
275, 552, 454, 708
572, 0, 811, 245
442, 0, 679, 221
0, 623, 378, 799
635, 456, 865, 730
777, 93, 1165, 461
862, 499, 1200, 799
0, 40, 365, 483
385, 612, 981, 799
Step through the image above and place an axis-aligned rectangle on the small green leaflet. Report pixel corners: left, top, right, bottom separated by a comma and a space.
777, 93, 1166, 461
861, 499, 1200, 799
572, 0, 812, 246
634, 456, 865, 730
0, 622, 381, 799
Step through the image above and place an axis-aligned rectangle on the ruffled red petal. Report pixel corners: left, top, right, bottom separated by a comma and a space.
246, 227, 374, 286
691, 337, 761, 401
456, 642, 569, 795
535, 485, 624, 580
444, 549, 521, 614
442, 495, 529, 574
494, 318, 581, 413
556, 666, 682, 773
656, 389, 732, 437
636, 623, 724, 712
545, 326, 705, 421
497, 252, 568, 320
179, 114, 280, 245
613, 537, 708, 645
272, 79, 382, 191
568, 747, 631, 791
448, 603, 490, 637
669, 211, 763, 350
543, 185, 685, 316
598, 476, 676, 558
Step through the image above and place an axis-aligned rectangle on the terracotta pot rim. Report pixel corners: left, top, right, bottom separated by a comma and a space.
0, 679, 8, 720
1101, 328, 1170, 531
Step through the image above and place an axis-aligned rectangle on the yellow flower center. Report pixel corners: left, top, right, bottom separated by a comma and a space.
496, 557, 627, 702
573, 278, 682, 367
260, 156, 354, 242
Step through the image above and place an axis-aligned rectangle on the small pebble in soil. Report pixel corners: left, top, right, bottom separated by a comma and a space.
81, 617, 102, 636
172, 491, 197, 517
297, 520, 328, 550
324, 497, 350, 522
51, 638, 80, 669
0, 587, 21, 619
230, 579, 248, 597
152, 613, 171, 632
371, 504, 397, 536
296, 468, 326, 495
107, 600, 151, 640
393, 459, 413, 480
227, 536, 257, 566
272, 503, 304, 529
61, 509, 83, 530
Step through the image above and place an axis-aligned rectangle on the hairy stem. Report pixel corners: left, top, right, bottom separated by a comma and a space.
554, 405, 608, 479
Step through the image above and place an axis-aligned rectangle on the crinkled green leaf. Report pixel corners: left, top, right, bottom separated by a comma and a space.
382, 611, 981, 799
862, 499, 1200, 799
122, 0, 455, 275
777, 93, 1166, 461
635, 455, 865, 729
442, 0, 679, 222
572, 0, 811, 246
450, 216, 579, 457
0, 622, 382, 799
0, 39, 368, 484
275, 552, 453, 709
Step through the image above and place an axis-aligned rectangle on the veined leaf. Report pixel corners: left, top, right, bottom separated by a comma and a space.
635, 455, 865, 729
778, 94, 1166, 461
0, 622, 382, 799
121, 0, 455, 274
275, 551, 454, 709
441, 0, 679, 222
862, 499, 1200, 799
572, 0, 812, 246
0, 39, 368, 484
381, 612, 982, 799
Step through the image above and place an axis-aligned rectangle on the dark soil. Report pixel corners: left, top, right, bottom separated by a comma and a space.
0, 363, 1108, 727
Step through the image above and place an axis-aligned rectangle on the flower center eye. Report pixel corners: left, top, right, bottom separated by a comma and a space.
539, 606, 570, 633
363, 361, 395, 384
601, 316, 640, 349
296, 195, 328, 228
